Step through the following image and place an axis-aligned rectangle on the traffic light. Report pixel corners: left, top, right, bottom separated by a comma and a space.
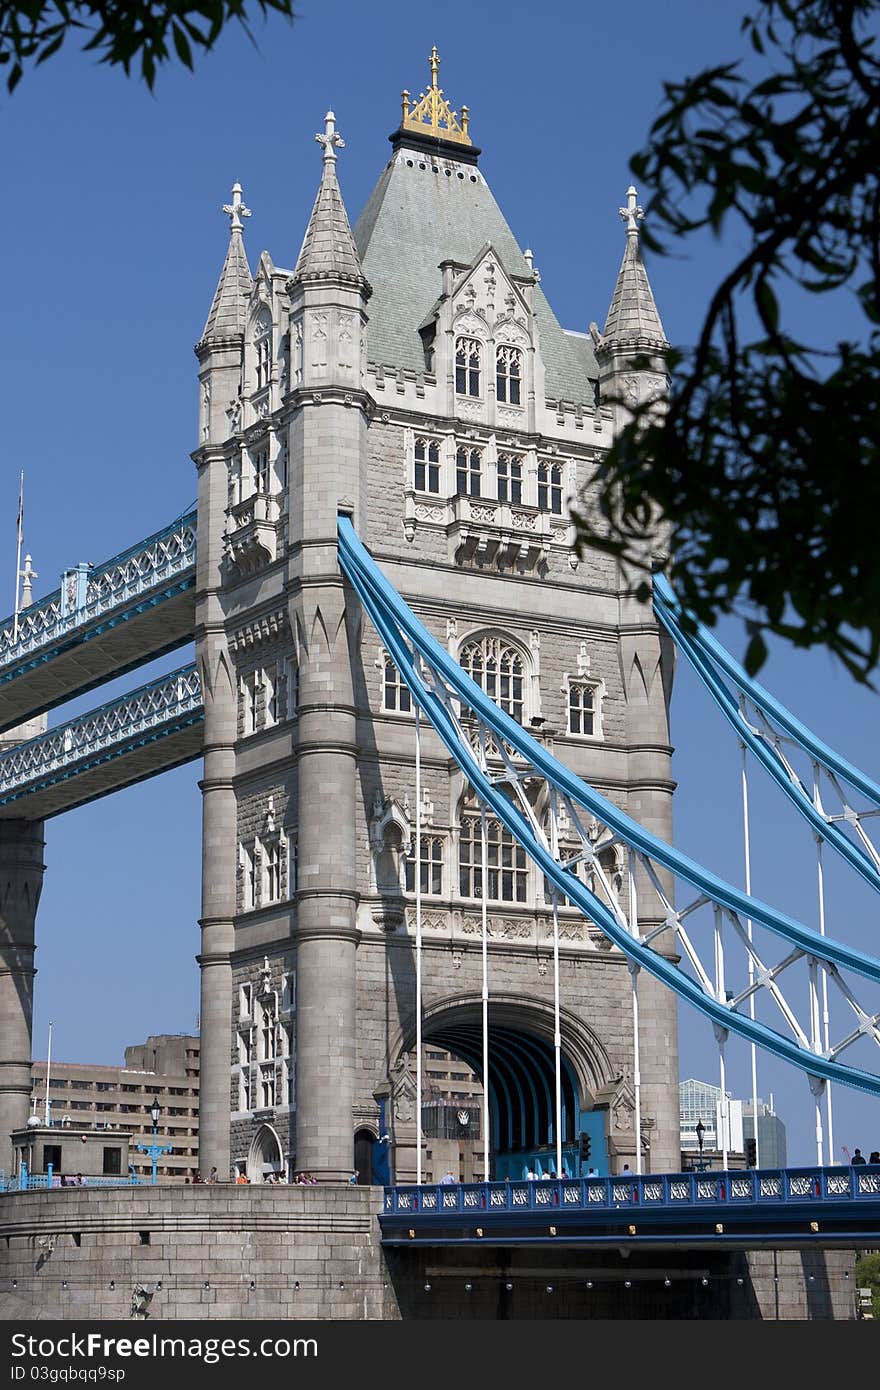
579, 1133, 592, 1162
745, 1137, 757, 1168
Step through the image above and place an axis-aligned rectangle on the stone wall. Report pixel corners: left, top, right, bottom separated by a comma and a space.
0, 1188, 857, 1322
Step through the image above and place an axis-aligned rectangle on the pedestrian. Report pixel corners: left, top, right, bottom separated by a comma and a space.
526, 1168, 536, 1181
208, 1166, 218, 1184
587, 1167, 598, 1178
74, 1173, 83, 1186
193, 1169, 203, 1183
348, 1169, 359, 1185
439, 1170, 455, 1185
622, 1163, 631, 1174
851, 1148, 867, 1165
869, 1151, 880, 1165
235, 1170, 249, 1184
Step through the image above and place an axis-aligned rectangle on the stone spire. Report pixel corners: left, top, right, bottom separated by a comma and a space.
601, 186, 666, 347
200, 182, 254, 341
292, 112, 369, 290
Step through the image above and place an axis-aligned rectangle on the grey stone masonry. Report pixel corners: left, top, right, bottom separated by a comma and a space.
0, 820, 44, 1174
190, 87, 680, 1188
0, 1188, 858, 1321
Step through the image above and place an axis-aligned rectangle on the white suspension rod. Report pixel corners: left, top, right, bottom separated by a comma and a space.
549, 795, 563, 1181
814, 764, 835, 1161
480, 800, 490, 1183
714, 906, 729, 1170
741, 736, 761, 1169
415, 706, 423, 1186
628, 858, 642, 1176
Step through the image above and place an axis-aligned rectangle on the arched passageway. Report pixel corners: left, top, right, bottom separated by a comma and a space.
396, 998, 613, 1181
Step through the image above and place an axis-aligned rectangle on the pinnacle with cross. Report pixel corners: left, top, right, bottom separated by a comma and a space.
619, 185, 644, 235
222, 182, 252, 232
316, 110, 345, 164
20, 554, 37, 607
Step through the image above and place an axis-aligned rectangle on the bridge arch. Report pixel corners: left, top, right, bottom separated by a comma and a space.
389, 992, 617, 1178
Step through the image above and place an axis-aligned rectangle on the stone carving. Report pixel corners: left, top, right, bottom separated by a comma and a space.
460, 914, 531, 939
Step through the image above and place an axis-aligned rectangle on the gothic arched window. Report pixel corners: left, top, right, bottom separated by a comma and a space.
460, 635, 526, 723
538, 461, 564, 514
459, 811, 529, 903
496, 345, 522, 405
496, 452, 523, 504
456, 446, 482, 498
455, 336, 482, 397
254, 318, 272, 392
414, 436, 441, 494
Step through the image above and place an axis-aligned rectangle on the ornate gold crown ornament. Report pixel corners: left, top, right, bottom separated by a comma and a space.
401, 46, 472, 147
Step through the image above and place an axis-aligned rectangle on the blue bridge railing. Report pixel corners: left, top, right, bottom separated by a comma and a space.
0, 663, 202, 808
0, 509, 197, 678
383, 1165, 880, 1217
0, 1164, 141, 1193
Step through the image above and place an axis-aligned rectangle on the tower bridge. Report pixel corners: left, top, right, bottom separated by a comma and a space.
1, 51, 877, 1320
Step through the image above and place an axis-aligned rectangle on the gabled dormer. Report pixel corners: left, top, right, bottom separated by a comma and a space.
423, 243, 544, 430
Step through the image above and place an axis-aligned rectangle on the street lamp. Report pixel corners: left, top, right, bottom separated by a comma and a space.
137, 1096, 172, 1186
695, 1120, 706, 1171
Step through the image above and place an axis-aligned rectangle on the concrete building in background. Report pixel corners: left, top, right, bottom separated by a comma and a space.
680, 1077, 788, 1169
29, 1035, 199, 1183
742, 1096, 788, 1169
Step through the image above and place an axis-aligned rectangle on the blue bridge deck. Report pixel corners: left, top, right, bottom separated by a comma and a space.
380, 1166, 880, 1248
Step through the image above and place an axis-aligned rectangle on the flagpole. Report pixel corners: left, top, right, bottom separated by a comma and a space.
13, 471, 23, 642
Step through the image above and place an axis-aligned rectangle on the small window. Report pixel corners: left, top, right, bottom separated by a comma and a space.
242, 671, 260, 735
255, 332, 271, 392
455, 337, 481, 397
538, 462, 563, 514
568, 681, 600, 737
405, 835, 445, 896
253, 446, 270, 495
383, 656, 412, 713
264, 666, 278, 727
456, 446, 482, 498
103, 1147, 122, 1176
242, 843, 257, 910
496, 346, 522, 405
239, 983, 253, 1019
414, 437, 441, 494
264, 839, 282, 904
496, 453, 522, 505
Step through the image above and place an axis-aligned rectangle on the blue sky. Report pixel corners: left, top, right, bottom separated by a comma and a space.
5, 0, 879, 1165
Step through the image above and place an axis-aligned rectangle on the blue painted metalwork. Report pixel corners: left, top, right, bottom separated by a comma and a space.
380, 1164, 880, 1245
653, 573, 880, 889
338, 518, 880, 1097
0, 664, 203, 811
0, 1171, 141, 1193
0, 510, 197, 682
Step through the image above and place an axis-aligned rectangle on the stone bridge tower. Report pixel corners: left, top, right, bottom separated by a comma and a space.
192, 51, 679, 1184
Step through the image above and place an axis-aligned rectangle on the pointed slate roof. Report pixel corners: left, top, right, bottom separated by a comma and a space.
353, 143, 597, 405
292, 112, 369, 290
602, 187, 666, 347
201, 183, 253, 342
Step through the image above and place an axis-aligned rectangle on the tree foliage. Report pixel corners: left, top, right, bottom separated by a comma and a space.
576, 0, 880, 682
0, 1, 295, 91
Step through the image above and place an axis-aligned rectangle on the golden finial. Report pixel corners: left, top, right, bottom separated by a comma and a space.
400, 46, 472, 147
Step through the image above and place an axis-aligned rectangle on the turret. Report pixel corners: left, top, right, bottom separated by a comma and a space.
195, 183, 253, 448
591, 186, 668, 436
